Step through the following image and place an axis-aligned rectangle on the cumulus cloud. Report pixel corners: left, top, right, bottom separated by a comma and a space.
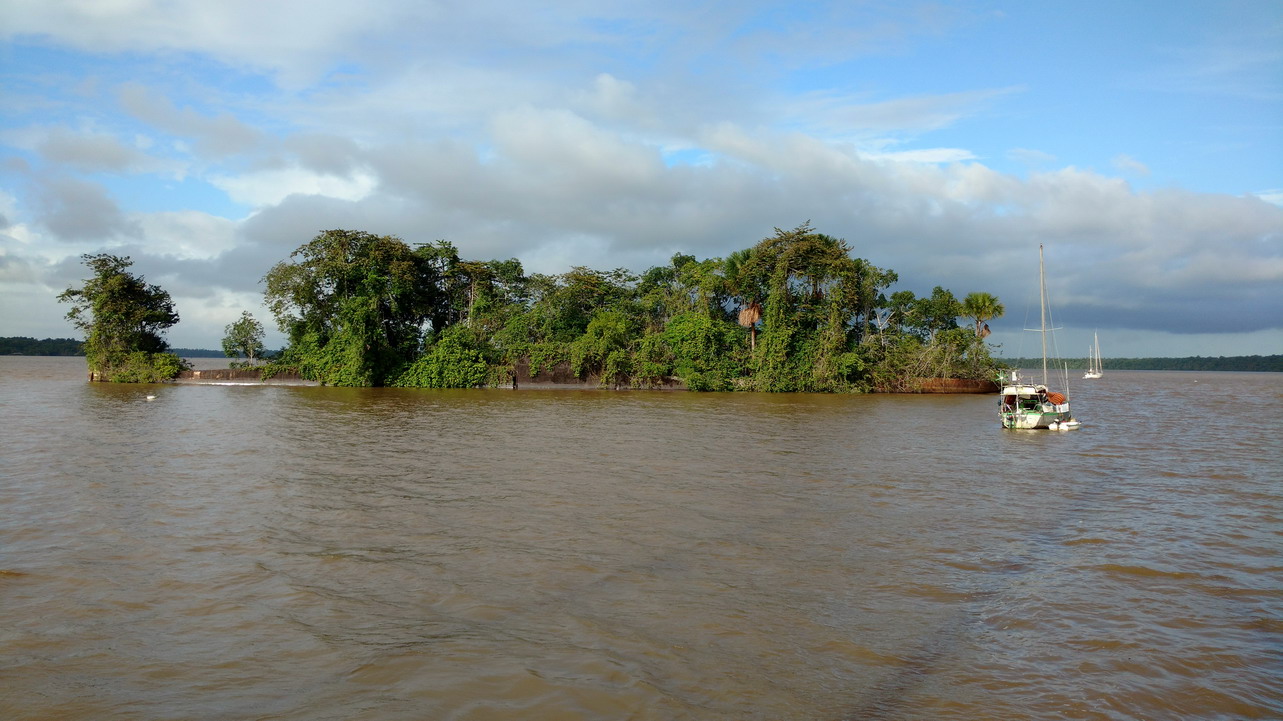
867, 148, 978, 164
1253, 189, 1283, 206
36, 128, 150, 172
491, 107, 665, 193
34, 176, 139, 241
134, 210, 238, 260
209, 166, 377, 208
575, 74, 646, 123
282, 133, 364, 176
118, 83, 262, 158
3, 0, 385, 88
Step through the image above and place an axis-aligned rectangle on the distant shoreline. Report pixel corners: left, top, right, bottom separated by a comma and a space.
996, 355, 1281, 372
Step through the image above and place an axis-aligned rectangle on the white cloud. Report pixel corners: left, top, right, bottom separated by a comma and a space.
34, 176, 140, 241
490, 106, 666, 193
0, 189, 19, 225
4, 0, 384, 87
118, 84, 263, 158
1112, 154, 1151, 176
134, 210, 238, 260
867, 148, 978, 164
36, 127, 147, 171
575, 74, 646, 122
1252, 189, 1283, 206
209, 166, 377, 208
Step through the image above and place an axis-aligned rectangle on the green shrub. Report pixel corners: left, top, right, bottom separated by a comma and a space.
394, 326, 489, 388
103, 351, 189, 383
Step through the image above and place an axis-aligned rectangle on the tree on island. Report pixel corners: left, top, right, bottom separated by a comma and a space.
221, 311, 266, 366
57, 253, 187, 382
262, 229, 454, 386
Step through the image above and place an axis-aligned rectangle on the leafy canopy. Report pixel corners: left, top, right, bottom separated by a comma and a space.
222, 311, 266, 365
258, 225, 1004, 391
57, 253, 186, 382
262, 230, 451, 385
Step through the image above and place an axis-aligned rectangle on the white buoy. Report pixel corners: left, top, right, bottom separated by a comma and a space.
145, 395, 156, 401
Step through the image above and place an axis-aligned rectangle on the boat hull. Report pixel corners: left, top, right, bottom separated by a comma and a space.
1001, 407, 1075, 429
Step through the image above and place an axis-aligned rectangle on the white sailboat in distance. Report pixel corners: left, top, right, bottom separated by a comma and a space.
1083, 330, 1103, 379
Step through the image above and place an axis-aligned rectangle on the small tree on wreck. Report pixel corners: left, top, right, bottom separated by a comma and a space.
58, 253, 186, 382
222, 311, 266, 366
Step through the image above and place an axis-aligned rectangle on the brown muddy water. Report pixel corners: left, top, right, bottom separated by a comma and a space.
1, 356, 1280, 720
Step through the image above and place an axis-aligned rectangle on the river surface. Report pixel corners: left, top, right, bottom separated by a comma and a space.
2, 356, 1280, 720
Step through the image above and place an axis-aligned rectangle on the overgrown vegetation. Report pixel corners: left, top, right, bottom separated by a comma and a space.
32, 230, 1283, 386
57, 254, 188, 382
258, 224, 1007, 390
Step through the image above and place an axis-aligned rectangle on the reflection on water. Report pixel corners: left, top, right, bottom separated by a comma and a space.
1, 357, 1280, 720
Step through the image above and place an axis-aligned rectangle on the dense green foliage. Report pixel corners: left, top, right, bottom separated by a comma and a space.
392, 325, 490, 388
260, 225, 1011, 390
56, 254, 188, 382
263, 230, 454, 385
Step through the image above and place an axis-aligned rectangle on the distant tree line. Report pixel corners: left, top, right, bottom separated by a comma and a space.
0, 337, 84, 355
0, 337, 274, 359
999, 355, 1282, 372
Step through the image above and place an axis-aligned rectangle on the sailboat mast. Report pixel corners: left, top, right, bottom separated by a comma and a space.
1039, 244, 1048, 384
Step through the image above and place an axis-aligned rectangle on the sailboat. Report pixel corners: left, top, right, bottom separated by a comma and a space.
999, 245, 1081, 430
1083, 331, 1103, 379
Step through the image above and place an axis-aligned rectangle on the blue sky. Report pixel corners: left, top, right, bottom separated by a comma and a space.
2, 0, 1280, 357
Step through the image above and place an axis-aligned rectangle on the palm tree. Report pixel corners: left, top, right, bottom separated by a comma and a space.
961, 292, 1005, 337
